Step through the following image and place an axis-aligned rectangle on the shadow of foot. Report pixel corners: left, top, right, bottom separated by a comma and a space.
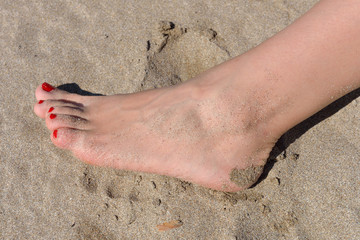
57, 83, 103, 96
254, 87, 360, 187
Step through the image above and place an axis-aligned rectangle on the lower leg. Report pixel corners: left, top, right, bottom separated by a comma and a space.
234, 0, 360, 136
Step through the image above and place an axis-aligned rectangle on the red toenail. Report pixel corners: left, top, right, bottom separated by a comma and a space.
50, 114, 56, 119
48, 107, 54, 113
38, 100, 44, 104
42, 82, 55, 92
53, 130, 58, 138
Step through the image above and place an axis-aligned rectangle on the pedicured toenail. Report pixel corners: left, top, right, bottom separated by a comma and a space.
48, 107, 54, 113
53, 130, 58, 138
42, 82, 55, 92
38, 100, 44, 104
50, 114, 56, 119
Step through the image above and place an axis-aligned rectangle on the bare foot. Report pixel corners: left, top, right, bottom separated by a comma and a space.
34, 60, 281, 192
34, 0, 360, 192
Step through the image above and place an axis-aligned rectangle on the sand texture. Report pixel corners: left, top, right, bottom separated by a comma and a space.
1, 0, 359, 239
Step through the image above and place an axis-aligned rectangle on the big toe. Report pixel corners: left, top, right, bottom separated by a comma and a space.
51, 128, 84, 151
51, 128, 101, 167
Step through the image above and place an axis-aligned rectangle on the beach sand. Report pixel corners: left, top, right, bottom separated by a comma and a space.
1, 0, 359, 239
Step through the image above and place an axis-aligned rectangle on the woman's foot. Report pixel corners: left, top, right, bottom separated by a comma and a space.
34, 59, 282, 192
35, 0, 360, 192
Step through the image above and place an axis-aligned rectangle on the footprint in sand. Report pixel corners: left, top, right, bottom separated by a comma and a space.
80, 168, 98, 194
140, 21, 231, 90
76, 221, 116, 240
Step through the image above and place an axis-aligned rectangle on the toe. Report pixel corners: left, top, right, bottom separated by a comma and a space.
46, 113, 89, 131
51, 128, 96, 166
34, 99, 85, 119
35, 82, 83, 102
34, 99, 47, 118
48, 105, 85, 118
51, 128, 84, 150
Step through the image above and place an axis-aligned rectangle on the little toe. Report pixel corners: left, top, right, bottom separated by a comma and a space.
35, 82, 83, 102
46, 113, 89, 131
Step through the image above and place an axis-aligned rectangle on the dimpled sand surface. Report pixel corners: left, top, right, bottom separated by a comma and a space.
1, 0, 359, 239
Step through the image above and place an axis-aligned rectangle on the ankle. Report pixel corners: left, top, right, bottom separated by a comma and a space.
191, 68, 281, 151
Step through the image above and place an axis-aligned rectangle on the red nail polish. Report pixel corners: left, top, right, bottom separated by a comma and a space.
42, 82, 55, 92
53, 130, 58, 138
38, 100, 44, 104
50, 114, 56, 119
48, 107, 54, 113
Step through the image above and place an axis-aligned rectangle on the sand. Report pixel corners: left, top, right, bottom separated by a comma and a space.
1, 0, 359, 239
